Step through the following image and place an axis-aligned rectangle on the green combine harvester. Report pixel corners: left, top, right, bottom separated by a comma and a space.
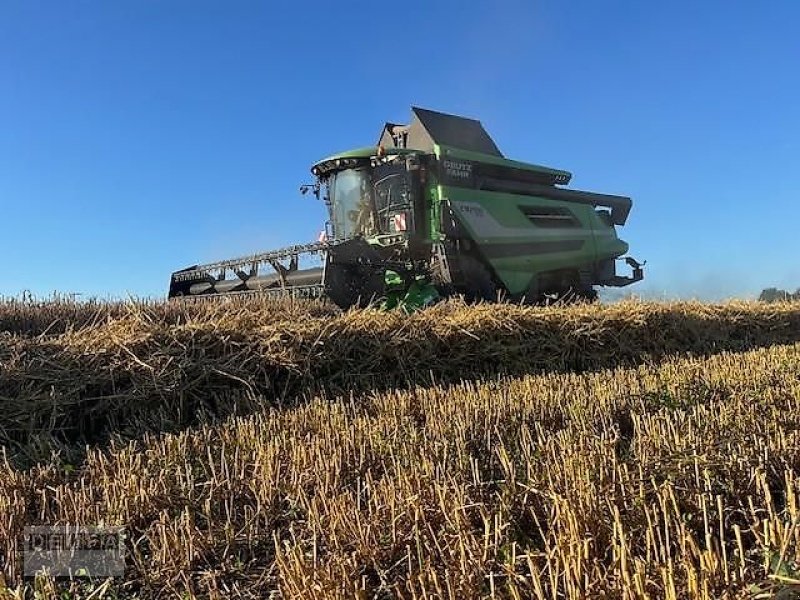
169, 107, 644, 309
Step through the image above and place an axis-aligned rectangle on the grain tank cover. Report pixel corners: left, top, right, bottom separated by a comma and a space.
379, 107, 503, 157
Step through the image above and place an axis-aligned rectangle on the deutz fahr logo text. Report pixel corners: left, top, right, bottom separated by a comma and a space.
443, 160, 472, 180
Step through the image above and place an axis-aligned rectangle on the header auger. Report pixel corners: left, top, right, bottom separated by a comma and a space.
169, 107, 644, 309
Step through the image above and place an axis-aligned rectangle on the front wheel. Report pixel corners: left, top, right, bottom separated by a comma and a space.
458, 256, 497, 303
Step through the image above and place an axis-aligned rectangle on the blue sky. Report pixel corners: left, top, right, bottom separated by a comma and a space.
1, 1, 798, 300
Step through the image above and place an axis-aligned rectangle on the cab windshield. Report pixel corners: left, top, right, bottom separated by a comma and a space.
329, 168, 375, 238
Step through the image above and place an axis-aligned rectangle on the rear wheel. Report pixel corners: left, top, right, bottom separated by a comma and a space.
575, 287, 599, 303
543, 286, 598, 305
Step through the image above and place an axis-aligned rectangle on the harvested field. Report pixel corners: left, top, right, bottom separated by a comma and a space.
1, 298, 800, 598
3, 299, 800, 461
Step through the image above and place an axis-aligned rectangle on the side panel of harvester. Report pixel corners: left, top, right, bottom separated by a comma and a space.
443, 187, 614, 295
432, 145, 633, 295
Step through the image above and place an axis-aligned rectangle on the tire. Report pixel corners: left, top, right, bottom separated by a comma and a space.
459, 256, 497, 303
576, 287, 599, 303
522, 284, 597, 306
550, 286, 599, 305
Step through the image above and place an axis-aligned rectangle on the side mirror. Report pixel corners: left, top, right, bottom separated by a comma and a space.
299, 183, 320, 199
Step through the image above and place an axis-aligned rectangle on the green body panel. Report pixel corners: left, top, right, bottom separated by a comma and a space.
437, 184, 627, 294
435, 144, 572, 184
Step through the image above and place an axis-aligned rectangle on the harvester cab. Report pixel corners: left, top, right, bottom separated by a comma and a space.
314, 149, 421, 242
308, 148, 433, 308
169, 107, 644, 308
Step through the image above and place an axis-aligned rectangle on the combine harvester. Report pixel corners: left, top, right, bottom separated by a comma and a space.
169, 107, 644, 309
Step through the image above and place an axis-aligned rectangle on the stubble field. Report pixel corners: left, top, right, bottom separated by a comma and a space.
1, 297, 800, 598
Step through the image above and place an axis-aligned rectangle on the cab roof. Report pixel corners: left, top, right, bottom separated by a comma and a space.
311, 146, 419, 176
